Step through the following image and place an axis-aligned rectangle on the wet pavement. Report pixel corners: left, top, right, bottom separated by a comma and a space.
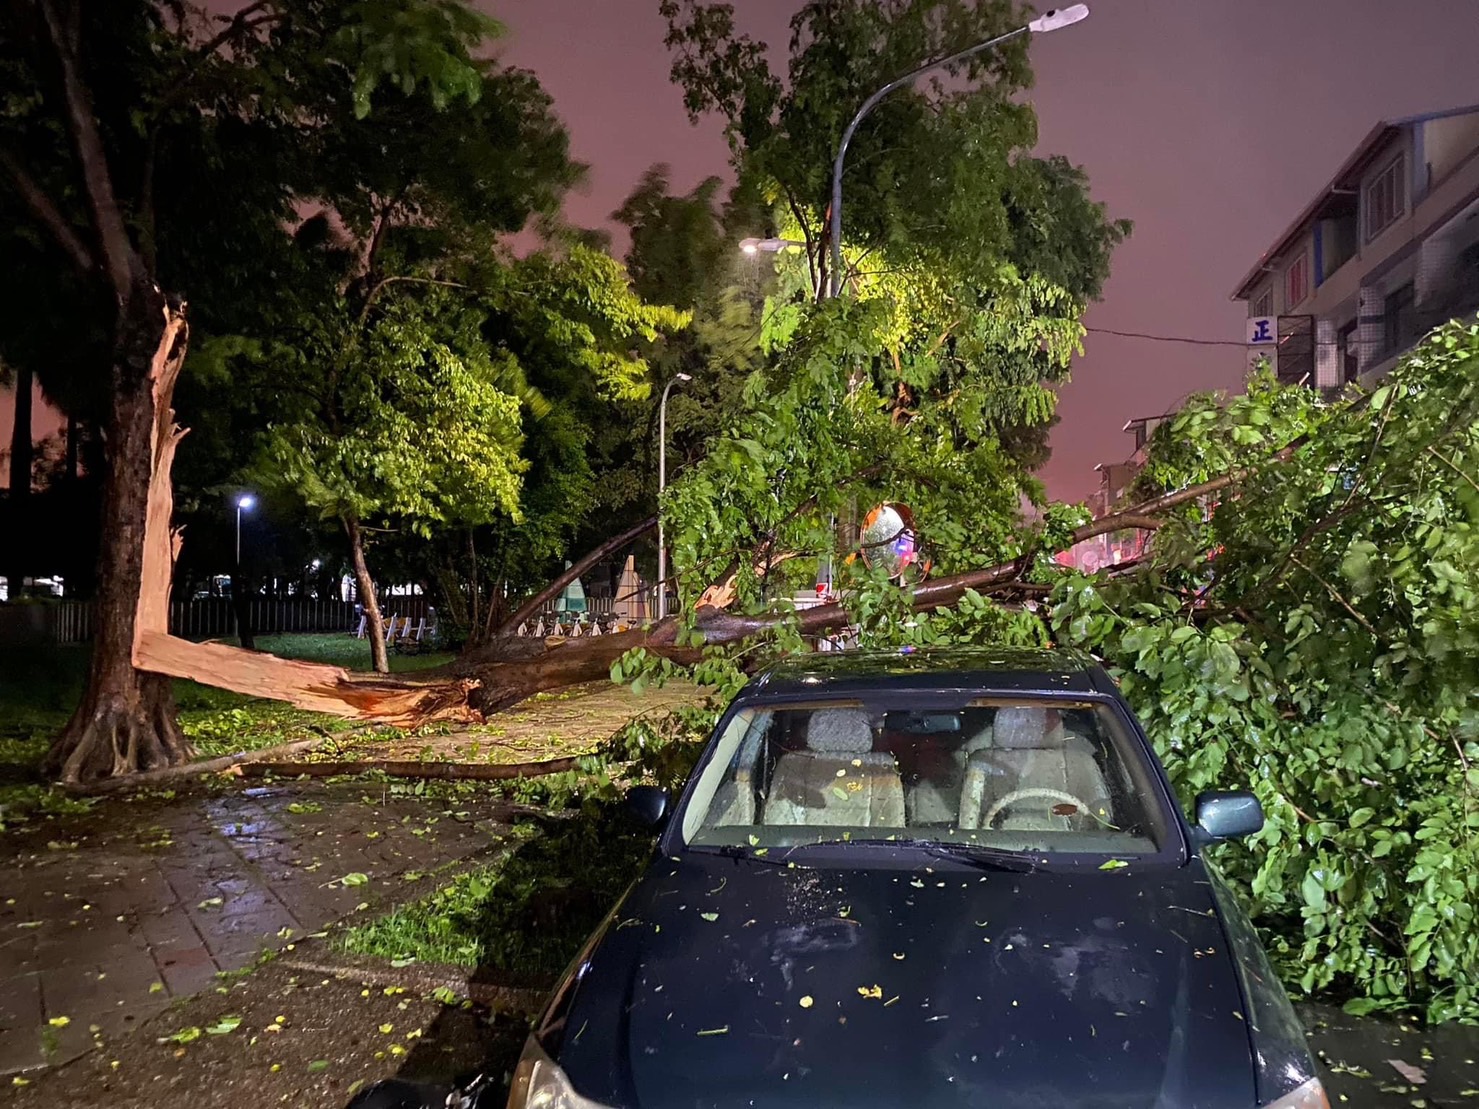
0, 781, 513, 1075
1304, 1003, 1479, 1106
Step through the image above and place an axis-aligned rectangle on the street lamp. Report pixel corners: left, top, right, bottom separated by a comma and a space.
739, 237, 807, 255
827, 4, 1089, 297
235, 493, 256, 566
656, 373, 692, 621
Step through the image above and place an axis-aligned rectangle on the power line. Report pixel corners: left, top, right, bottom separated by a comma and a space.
1084, 325, 1342, 350
1084, 326, 1246, 348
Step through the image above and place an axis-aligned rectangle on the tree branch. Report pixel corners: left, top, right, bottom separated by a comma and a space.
356, 276, 469, 328
0, 144, 96, 276
39, 0, 135, 298
154, 1, 280, 114
495, 515, 658, 637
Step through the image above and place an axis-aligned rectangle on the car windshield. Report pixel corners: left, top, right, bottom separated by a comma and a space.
679, 695, 1173, 858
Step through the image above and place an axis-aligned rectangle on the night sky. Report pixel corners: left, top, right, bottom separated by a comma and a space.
5, 0, 1477, 501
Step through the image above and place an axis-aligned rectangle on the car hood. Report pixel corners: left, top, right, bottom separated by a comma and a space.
551, 852, 1257, 1109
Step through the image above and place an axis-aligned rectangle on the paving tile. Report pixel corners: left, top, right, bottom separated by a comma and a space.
1, 783, 509, 1075
154, 943, 219, 998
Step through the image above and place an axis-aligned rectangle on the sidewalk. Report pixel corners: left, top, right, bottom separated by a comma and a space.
0, 781, 512, 1075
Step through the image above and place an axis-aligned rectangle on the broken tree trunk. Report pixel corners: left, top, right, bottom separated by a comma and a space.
127, 411, 1256, 741
129, 484, 1202, 732
48, 293, 195, 784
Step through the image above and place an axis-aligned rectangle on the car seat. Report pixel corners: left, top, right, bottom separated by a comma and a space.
957, 706, 1112, 833
762, 708, 905, 827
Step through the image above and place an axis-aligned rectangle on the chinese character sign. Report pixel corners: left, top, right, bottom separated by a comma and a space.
1246, 316, 1276, 345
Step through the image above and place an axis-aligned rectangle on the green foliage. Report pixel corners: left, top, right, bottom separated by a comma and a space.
664, 302, 1039, 618
660, 0, 1128, 470
334, 0, 498, 118
261, 287, 528, 535
1049, 318, 1479, 1022
340, 807, 652, 974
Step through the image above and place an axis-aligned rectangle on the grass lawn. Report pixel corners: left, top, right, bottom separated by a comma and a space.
340, 806, 654, 977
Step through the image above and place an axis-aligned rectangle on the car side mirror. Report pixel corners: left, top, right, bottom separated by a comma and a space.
625, 785, 670, 830
1192, 790, 1264, 847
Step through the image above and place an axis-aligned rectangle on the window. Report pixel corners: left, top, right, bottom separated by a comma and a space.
1251, 288, 1272, 318
1285, 252, 1309, 308
680, 696, 1173, 858
1382, 283, 1417, 357
1365, 155, 1406, 242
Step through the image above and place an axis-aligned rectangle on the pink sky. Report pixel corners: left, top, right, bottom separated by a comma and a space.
7, 0, 1477, 500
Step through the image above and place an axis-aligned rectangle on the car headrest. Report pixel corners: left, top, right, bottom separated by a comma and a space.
993, 706, 1059, 750
805, 708, 873, 754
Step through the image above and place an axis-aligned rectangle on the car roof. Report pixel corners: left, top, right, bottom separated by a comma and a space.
743, 646, 1110, 699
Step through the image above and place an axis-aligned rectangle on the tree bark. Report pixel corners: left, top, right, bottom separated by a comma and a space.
232, 569, 256, 650
345, 515, 389, 673
46, 293, 192, 784
6, 361, 34, 597
467, 528, 481, 642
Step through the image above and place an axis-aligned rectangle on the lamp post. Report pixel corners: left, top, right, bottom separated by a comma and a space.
656, 373, 692, 621
739, 237, 808, 256
827, 4, 1089, 297
235, 493, 256, 567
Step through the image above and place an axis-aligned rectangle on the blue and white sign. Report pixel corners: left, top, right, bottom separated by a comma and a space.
1246, 316, 1276, 345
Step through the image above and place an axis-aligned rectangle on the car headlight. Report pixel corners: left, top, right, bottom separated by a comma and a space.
1264, 1077, 1330, 1109
507, 1036, 611, 1109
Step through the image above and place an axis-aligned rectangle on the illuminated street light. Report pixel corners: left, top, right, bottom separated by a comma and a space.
739, 237, 807, 255
235, 493, 256, 566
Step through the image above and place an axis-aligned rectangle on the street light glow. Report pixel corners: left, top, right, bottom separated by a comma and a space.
1028, 4, 1089, 33
739, 237, 805, 255
236, 493, 256, 510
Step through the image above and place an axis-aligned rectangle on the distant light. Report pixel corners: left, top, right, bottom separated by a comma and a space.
739, 237, 806, 255
310, 559, 321, 570
236, 494, 256, 510
1029, 4, 1089, 33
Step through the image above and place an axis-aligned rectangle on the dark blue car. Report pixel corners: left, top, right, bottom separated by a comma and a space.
506, 647, 1326, 1109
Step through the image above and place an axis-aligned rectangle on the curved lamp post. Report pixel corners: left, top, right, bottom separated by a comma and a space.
827, 4, 1089, 297
235, 493, 256, 567
656, 373, 692, 621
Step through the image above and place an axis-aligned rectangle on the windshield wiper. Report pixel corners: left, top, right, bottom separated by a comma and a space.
916, 842, 1040, 873
701, 844, 788, 865
771, 838, 1040, 873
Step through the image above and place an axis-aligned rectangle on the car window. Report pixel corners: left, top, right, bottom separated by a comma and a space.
679, 696, 1172, 857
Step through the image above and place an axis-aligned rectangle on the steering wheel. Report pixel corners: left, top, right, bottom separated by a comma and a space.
982, 787, 1093, 829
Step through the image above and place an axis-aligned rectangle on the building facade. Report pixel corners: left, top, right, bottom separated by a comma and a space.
1233, 104, 1479, 390
1057, 415, 1170, 572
